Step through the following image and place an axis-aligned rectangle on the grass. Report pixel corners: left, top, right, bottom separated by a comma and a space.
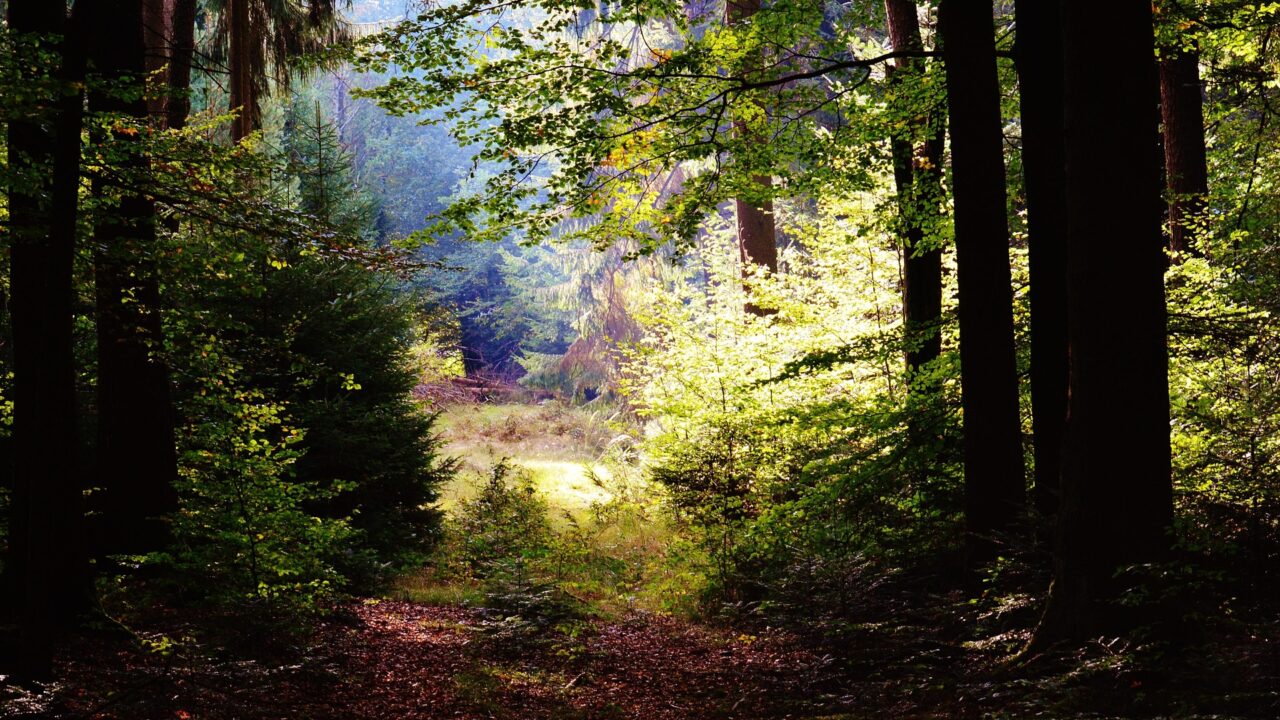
432, 401, 626, 520
400, 399, 702, 616
389, 573, 486, 606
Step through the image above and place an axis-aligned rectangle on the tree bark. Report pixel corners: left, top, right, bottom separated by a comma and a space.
89, 0, 180, 556
884, 0, 944, 378
1159, 47, 1209, 256
142, 0, 173, 120
938, 0, 1027, 565
167, 0, 198, 130
1034, 0, 1173, 644
1014, 0, 1068, 520
3, 0, 91, 679
229, 0, 255, 141
726, 0, 778, 315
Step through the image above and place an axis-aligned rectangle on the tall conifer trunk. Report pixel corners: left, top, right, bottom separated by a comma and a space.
1035, 0, 1173, 644
89, 0, 179, 555
884, 0, 944, 379
168, 0, 199, 129
1159, 48, 1209, 255
143, 0, 174, 120
229, 0, 255, 141
1014, 0, 1068, 520
938, 0, 1026, 564
3, 0, 90, 679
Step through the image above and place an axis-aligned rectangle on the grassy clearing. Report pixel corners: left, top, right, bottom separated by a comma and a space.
398, 400, 708, 616
432, 402, 623, 515
434, 402, 620, 463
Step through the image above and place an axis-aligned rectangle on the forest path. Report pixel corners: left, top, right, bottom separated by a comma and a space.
308, 598, 850, 719
15, 401, 961, 719
297, 401, 860, 719
35, 595, 868, 719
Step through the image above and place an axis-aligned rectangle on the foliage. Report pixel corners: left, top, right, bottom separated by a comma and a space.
195, 98, 457, 589
450, 459, 554, 574
71, 89, 459, 606
407, 303, 466, 383
153, 135, 357, 608
1153, 2, 1280, 599
163, 362, 352, 608
258, 253, 457, 583
1166, 216, 1280, 596
620, 193, 965, 603
347, 0, 886, 250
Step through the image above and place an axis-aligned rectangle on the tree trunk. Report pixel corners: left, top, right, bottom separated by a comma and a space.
89, 0, 180, 556
142, 0, 174, 120
1014, 0, 1068, 520
736, 192, 777, 275
1159, 47, 1209, 256
938, 0, 1027, 565
884, 0, 944, 378
1034, 0, 1173, 645
167, 0, 199, 130
3, 0, 91, 679
726, 0, 778, 315
229, 0, 255, 141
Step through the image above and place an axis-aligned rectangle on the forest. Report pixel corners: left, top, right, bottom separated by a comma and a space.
1, 0, 1278, 717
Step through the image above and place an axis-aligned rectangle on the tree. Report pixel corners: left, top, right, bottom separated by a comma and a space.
1035, 0, 1173, 643
1014, 0, 1068, 519
2, 0, 90, 679
229, 0, 253, 140
142, 0, 199, 129
284, 99, 379, 239
89, 0, 180, 556
883, 0, 944, 379
937, 0, 1026, 563
726, 0, 778, 294
221, 0, 347, 141
1159, 45, 1210, 255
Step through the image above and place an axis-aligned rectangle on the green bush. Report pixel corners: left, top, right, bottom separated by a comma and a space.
448, 459, 553, 574
255, 256, 457, 586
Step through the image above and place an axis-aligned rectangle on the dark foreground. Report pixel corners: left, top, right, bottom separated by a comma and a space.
3, 593, 1278, 719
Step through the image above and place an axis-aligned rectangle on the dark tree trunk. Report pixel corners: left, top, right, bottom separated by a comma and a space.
142, 0, 173, 120
938, 0, 1027, 564
1159, 48, 1209, 256
726, 0, 778, 315
89, 0, 180, 556
1034, 0, 1173, 645
1014, 0, 1068, 520
884, 0, 944, 377
229, 0, 255, 141
3, 0, 91, 679
167, 0, 199, 130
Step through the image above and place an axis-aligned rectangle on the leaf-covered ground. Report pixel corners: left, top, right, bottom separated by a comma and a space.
4, 599, 860, 719
5, 588, 1279, 718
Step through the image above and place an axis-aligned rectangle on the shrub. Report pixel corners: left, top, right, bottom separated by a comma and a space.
450, 459, 553, 574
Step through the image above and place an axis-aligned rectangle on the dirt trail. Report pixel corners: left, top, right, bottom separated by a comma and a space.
324, 600, 844, 719
19, 599, 852, 719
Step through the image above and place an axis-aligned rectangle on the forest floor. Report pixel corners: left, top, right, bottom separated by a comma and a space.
17, 599, 862, 719
15, 573, 1279, 719
5, 400, 1279, 719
